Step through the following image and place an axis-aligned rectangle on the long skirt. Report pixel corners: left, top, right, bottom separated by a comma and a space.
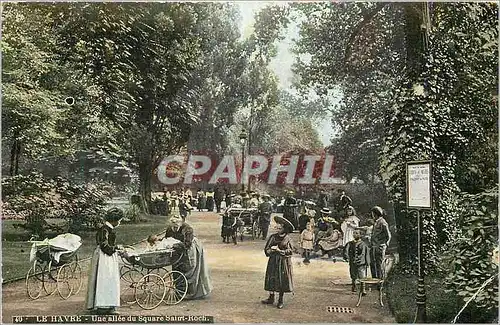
183, 237, 213, 299
206, 198, 215, 211
85, 247, 120, 310
264, 254, 293, 293
197, 198, 206, 210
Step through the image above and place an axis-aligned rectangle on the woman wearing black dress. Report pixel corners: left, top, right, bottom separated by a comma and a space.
261, 215, 295, 309
85, 208, 124, 315
164, 214, 212, 299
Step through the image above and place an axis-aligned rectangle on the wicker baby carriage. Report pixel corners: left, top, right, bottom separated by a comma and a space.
26, 234, 83, 300
119, 247, 188, 310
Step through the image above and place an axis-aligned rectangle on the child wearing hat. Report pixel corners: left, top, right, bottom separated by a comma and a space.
85, 208, 124, 315
261, 215, 295, 309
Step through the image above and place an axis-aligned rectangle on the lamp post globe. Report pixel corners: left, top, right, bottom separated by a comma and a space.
239, 129, 247, 144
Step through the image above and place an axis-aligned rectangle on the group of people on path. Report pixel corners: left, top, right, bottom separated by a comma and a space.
85, 188, 392, 314
343, 205, 391, 294
263, 202, 392, 309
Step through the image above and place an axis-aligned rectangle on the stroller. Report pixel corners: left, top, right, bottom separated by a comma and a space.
26, 233, 83, 300
119, 246, 188, 310
220, 210, 242, 244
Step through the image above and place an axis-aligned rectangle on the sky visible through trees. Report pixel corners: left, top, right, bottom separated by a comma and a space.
238, 1, 336, 146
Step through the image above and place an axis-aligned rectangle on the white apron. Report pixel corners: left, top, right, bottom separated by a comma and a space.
85, 247, 120, 309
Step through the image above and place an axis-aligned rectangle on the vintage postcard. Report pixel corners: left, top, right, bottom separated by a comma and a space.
1, 1, 498, 324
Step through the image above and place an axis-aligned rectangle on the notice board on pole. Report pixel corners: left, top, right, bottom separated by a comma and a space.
406, 160, 432, 209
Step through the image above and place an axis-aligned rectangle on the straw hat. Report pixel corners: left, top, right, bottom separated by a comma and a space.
320, 207, 331, 214
273, 215, 295, 231
371, 206, 384, 217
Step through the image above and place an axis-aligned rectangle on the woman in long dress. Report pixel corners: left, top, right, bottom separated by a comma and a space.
341, 206, 360, 247
164, 214, 212, 299
261, 215, 294, 309
317, 223, 343, 261
197, 190, 206, 211
85, 208, 123, 315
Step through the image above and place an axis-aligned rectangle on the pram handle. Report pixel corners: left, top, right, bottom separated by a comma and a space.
119, 245, 135, 250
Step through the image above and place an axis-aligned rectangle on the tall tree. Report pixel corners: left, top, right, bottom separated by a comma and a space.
292, 2, 498, 272
46, 3, 207, 211
186, 3, 249, 157
1, 3, 91, 176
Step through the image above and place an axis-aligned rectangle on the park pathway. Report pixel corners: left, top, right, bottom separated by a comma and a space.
2, 212, 395, 323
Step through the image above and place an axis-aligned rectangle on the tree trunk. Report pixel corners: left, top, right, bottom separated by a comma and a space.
10, 137, 21, 176
9, 140, 16, 176
15, 141, 21, 175
138, 160, 153, 214
403, 3, 425, 81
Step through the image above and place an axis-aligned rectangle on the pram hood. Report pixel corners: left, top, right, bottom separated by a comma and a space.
29, 233, 82, 263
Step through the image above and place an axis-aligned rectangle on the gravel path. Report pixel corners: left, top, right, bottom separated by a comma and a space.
2, 212, 395, 323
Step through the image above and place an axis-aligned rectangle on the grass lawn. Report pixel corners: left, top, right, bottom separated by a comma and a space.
1, 214, 168, 283
385, 270, 497, 323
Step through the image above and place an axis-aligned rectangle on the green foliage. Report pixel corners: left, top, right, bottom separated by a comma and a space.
444, 188, 498, 311
2, 173, 63, 236
187, 4, 257, 156
385, 269, 497, 323
292, 2, 498, 276
1, 3, 103, 175
1, 173, 110, 236
124, 204, 142, 224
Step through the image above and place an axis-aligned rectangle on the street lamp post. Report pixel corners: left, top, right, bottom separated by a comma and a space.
239, 129, 247, 193
406, 160, 432, 323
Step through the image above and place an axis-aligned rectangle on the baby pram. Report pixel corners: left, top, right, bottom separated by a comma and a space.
26, 233, 83, 300
221, 211, 240, 244
119, 245, 188, 310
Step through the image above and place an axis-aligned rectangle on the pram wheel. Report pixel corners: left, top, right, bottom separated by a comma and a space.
57, 261, 82, 299
120, 267, 144, 305
150, 267, 168, 279
42, 261, 58, 296
70, 263, 83, 295
163, 270, 188, 305
26, 262, 44, 300
135, 274, 166, 310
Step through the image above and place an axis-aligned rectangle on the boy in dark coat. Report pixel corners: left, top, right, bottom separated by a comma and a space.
344, 230, 369, 294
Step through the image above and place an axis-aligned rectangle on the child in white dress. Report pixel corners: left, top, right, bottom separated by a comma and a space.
300, 222, 315, 264
341, 206, 360, 247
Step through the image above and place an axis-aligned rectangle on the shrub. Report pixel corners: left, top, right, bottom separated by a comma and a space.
124, 204, 141, 223
1, 172, 110, 236
2, 173, 63, 236
443, 188, 498, 317
62, 181, 110, 233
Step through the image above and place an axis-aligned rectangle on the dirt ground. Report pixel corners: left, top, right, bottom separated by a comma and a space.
2, 212, 395, 323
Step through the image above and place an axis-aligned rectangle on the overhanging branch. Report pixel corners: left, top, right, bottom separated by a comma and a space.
343, 2, 389, 66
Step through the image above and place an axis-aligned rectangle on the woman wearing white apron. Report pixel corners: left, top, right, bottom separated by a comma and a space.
85, 208, 123, 315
